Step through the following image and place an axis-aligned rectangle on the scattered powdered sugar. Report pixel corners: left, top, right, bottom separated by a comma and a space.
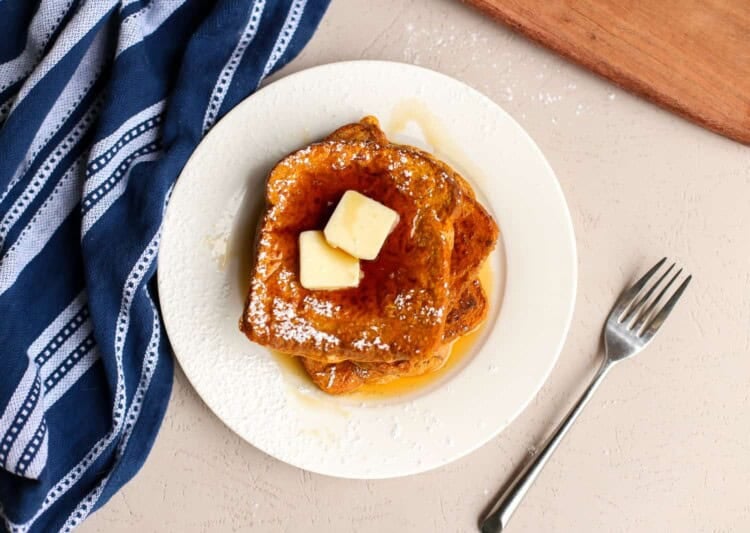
303, 295, 340, 318
277, 268, 295, 285
246, 280, 269, 336
401, 17, 615, 131
326, 365, 336, 389
352, 333, 390, 352
351, 325, 391, 352
271, 298, 340, 348
536, 91, 563, 105
330, 143, 350, 170
499, 87, 514, 102
393, 291, 415, 309
389, 288, 444, 325
421, 305, 444, 321
205, 186, 246, 269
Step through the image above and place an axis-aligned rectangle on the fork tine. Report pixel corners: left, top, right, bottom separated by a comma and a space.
623, 262, 675, 324
633, 267, 682, 331
612, 257, 666, 320
641, 274, 692, 341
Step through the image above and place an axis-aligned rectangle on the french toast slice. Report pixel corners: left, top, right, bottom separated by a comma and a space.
241, 128, 466, 362
295, 118, 497, 394
329, 117, 498, 286
324, 117, 496, 318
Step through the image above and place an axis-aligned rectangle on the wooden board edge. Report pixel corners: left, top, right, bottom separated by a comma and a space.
460, 0, 750, 145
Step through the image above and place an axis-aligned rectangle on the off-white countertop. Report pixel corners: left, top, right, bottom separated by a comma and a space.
81, 1, 750, 531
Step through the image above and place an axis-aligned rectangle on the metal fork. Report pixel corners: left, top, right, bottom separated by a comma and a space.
480, 258, 691, 532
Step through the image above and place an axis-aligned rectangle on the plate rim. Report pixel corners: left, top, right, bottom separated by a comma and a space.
158, 59, 578, 479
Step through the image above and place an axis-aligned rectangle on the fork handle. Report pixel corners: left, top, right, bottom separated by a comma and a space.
480, 361, 613, 532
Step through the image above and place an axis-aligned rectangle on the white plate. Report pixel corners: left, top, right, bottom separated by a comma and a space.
158, 61, 576, 479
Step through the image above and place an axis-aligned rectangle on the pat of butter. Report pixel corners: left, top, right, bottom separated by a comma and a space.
324, 190, 400, 260
299, 230, 361, 290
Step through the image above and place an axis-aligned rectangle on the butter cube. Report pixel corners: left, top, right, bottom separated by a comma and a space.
299, 231, 361, 290
324, 191, 400, 260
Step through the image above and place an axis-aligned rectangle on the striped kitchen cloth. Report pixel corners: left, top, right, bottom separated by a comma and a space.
0, 0, 329, 531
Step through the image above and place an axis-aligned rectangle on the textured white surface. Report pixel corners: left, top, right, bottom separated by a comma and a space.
156, 60, 575, 479
81, 0, 750, 531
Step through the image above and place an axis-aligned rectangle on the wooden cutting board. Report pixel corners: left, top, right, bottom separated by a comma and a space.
462, 0, 750, 145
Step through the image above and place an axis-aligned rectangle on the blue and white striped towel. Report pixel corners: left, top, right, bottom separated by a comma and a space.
0, 1, 329, 530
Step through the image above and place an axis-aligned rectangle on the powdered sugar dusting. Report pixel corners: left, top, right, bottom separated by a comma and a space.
303, 295, 340, 317
352, 326, 391, 352
400, 16, 619, 132
271, 298, 341, 348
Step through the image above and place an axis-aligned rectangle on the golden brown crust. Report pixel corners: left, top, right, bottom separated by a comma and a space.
444, 279, 488, 341
325, 116, 388, 145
